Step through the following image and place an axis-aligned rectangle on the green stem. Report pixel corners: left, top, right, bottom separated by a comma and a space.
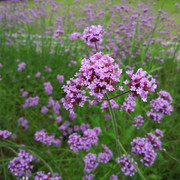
95, 41, 98, 52
118, 141, 146, 180
105, 94, 146, 180
105, 93, 120, 157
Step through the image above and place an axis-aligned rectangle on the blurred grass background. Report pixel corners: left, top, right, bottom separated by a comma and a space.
0, 0, 180, 179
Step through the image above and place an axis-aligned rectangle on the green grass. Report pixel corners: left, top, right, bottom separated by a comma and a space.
0, 0, 180, 180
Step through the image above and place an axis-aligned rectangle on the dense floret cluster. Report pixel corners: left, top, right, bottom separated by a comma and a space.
68, 127, 101, 152
131, 132, 162, 166
35, 129, 61, 146
34, 171, 61, 180
116, 154, 137, 176
124, 68, 157, 101
82, 25, 105, 47
44, 82, 53, 95
8, 149, 35, 178
147, 90, 173, 123
0, 130, 12, 139
83, 153, 98, 173
101, 100, 119, 112
132, 115, 144, 129
17, 62, 26, 72
62, 52, 122, 111
98, 144, 113, 163
121, 95, 136, 113
23, 96, 39, 108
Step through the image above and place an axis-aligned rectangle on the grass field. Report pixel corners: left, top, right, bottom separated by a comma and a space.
0, 0, 180, 180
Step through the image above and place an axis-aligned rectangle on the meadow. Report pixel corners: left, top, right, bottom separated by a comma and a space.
0, 0, 180, 180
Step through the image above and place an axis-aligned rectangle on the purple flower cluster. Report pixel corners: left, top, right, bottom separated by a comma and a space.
131, 132, 162, 166
83, 153, 98, 173
57, 74, 64, 84
8, 149, 35, 178
48, 97, 61, 115
44, 82, 53, 95
35, 129, 61, 146
61, 77, 87, 111
23, 96, 39, 108
78, 53, 122, 99
147, 90, 173, 123
145, 133, 162, 151
109, 175, 118, 180
69, 32, 81, 41
131, 137, 157, 166
121, 95, 136, 113
98, 144, 113, 163
53, 28, 64, 38
34, 171, 61, 180
41, 106, 49, 114
68, 127, 101, 152
132, 115, 144, 129
82, 25, 105, 47
124, 68, 157, 101
62, 52, 122, 112
116, 154, 137, 177
0, 129, 12, 139
35, 72, 41, 78
17, 62, 26, 72
45, 65, 52, 72
18, 117, 29, 129
155, 129, 164, 138
101, 100, 119, 112
158, 90, 173, 103
82, 174, 95, 180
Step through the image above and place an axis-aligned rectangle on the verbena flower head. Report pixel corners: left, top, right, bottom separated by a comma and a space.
77, 52, 122, 100
62, 52, 122, 111
101, 100, 119, 112
158, 90, 173, 103
0, 130, 12, 139
61, 77, 87, 111
132, 115, 144, 129
35, 129, 60, 146
116, 154, 137, 176
98, 144, 113, 163
41, 106, 49, 114
23, 96, 39, 108
146, 133, 162, 151
82, 174, 95, 180
53, 29, 64, 38
121, 95, 136, 113
82, 25, 105, 46
44, 82, 53, 95
124, 68, 157, 101
147, 94, 173, 123
155, 129, 164, 138
83, 153, 98, 173
34, 171, 61, 180
17, 62, 26, 72
131, 137, 157, 166
18, 117, 29, 130
57, 74, 64, 84
69, 32, 81, 41
149, 97, 173, 116
8, 149, 35, 178
68, 127, 101, 152
109, 175, 118, 180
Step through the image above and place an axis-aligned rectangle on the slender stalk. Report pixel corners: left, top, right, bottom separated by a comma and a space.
94, 41, 98, 52
105, 93, 146, 180
117, 141, 146, 180
87, 90, 131, 101
105, 93, 121, 157
106, 90, 131, 100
